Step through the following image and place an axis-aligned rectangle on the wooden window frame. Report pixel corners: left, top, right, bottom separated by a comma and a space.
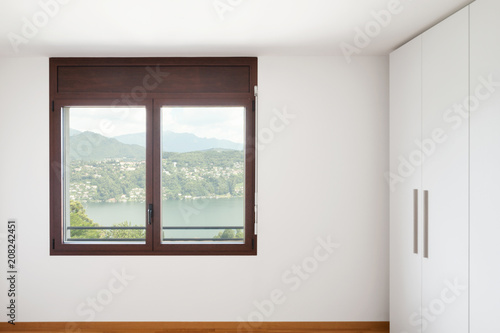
49, 57, 257, 256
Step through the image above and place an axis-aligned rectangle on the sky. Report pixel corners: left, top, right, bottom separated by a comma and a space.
67, 106, 245, 143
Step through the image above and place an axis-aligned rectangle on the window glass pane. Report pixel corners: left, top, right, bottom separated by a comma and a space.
62, 107, 147, 243
161, 106, 245, 244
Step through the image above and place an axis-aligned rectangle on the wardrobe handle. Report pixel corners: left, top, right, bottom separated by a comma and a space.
413, 189, 418, 254
423, 190, 429, 259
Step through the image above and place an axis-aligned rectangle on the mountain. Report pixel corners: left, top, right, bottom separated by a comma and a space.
69, 131, 145, 161
70, 129, 82, 136
114, 131, 243, 153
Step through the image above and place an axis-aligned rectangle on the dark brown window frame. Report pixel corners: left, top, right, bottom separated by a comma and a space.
50, 57, 257, 255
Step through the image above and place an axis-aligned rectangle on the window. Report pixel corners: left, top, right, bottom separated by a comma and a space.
50, 58, 257, 255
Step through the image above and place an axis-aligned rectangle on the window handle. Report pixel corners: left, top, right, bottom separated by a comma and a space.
148, 204, 153, 225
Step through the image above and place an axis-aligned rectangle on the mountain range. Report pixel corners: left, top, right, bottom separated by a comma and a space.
69, 130, 243, 161
70, 131, 145, 161
114, 131, 243, 153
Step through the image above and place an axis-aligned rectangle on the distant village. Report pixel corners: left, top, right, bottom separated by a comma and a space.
69, 157, 244, 203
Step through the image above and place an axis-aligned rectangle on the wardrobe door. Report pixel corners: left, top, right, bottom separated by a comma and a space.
470, 0, 500, 331
390, 36, 422, 333
421, 7, 469, 333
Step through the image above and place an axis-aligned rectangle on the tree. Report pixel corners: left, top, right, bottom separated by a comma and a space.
235, 229, 244, 239
102, 221, 145, 240
69, 200, 102, 239
70, 200, 145, 240
213, 229, 243, 240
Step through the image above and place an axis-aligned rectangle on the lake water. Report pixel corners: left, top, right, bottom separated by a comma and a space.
83, 197, 244, 239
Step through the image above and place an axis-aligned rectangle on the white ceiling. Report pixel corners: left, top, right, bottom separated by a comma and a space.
0, 0, 475, 58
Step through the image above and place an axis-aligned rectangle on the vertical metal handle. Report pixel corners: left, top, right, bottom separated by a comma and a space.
413, 189, 418, 254
147, 204, 153, 225
423, 190, 429, 259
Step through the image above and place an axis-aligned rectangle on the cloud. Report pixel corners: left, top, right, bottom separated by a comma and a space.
68, 107, 146, 137
163, 106, 245, 143
67, 106, 246, 144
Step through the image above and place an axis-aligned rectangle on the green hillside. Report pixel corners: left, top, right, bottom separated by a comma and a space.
69, 131, 145, 161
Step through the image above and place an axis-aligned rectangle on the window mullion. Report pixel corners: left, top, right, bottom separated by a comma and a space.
152, 99, 163, 250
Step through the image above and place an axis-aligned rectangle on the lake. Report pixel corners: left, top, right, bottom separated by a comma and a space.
83, 197, 244, 239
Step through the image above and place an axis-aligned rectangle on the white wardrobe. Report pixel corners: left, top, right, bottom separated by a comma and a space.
390, 0, 500, 332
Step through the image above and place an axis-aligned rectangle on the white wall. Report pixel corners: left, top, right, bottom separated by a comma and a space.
0, 56, 389, 322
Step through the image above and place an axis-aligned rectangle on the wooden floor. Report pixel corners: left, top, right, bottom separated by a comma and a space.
0, 322, 389, 332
